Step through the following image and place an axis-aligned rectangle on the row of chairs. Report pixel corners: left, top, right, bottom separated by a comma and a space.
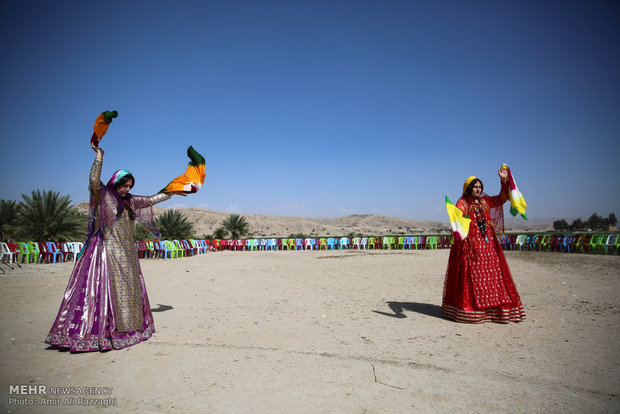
136, 240, 209, 259
4, 233, 617, 265
207, 236, 451, 251
499, 233, 619, 254
0, 241, 84, 264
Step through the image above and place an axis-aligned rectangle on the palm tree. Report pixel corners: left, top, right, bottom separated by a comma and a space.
134, 223, 153, 241
213, 227, 228, 239
156, 209, 195, 240
221, 214, 249, 239
16, 190, 87, 241
0, 199, 20, 241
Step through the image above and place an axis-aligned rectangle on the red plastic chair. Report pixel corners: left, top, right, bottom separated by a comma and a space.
438, 235, 452, 249
37, 242, 52, 263
137, 241, 151, 258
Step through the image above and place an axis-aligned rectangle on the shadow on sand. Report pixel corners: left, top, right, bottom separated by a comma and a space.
372, 301, 445, 320
151, 304, 174, 313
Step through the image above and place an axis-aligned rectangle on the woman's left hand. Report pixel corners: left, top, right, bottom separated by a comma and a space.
498, 167, 508, 182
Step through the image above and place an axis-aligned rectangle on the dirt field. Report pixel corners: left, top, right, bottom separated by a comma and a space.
1, 249, 618, 413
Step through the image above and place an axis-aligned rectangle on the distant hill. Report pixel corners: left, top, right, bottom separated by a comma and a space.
75, 203, 553, 237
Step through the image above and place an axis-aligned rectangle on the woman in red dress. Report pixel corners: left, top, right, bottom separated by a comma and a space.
442, 168, 526, 323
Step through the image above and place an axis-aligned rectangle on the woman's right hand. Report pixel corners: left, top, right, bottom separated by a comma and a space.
91, 141, 104, 159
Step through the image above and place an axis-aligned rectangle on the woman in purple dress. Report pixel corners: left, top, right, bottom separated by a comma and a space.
45, 144, 172, 351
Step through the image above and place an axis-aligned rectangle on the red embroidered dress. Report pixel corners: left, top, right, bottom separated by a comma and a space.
442, 180, 525, 323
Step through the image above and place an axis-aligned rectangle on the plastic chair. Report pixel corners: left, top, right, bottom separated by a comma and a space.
360, 237, 368, 250
318, 238, 327, 250
403, 236, 413, 250
538, 235, 552, 251
283, 239, 295, 251
418, 236, 427, 249
17, 243, 31, 263
374, 237, 383, 250
524, 234, 538, 251
382, 237, 395, 250
162, 241, 175, 258
27, 242, 41, 263
295, 239, 304, 251
326, 238, 337, 250
550, 235, 564, 252
59, 242, 73, 261
37, 242, 52, 263
183, 240, 198, 256
339, 237, 350, 250
426, 236, 438, 250
1, 242, 20, 264
558, 234, 573, 252
246, 239, 257, 251
46, 242, 64, 263
137, 241, 150, 258
367, 237, 376, 250
352, 238, 362, 250
588, 234, 606, 254
600, 234, 618, 255
438, 235, 452, 249
502, 235, 516, 250
575, 234, 592, 253
71, 242, 84, 261
304, 238, 315, 250
267, 239, 278, 251
512, 235, 525, 251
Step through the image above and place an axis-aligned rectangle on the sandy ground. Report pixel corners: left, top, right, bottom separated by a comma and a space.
0, 249, 619, 413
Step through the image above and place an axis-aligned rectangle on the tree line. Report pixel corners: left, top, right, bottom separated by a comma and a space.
1, 190, 250, 242
553, 213, 617, 232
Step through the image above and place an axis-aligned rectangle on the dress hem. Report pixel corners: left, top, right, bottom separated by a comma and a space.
45, 324, 155, 352
442, 304, 525, 324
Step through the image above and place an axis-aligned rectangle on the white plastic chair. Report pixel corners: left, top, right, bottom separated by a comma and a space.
1, 242, 19, 264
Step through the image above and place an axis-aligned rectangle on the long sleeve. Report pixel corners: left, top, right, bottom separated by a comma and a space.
487, 180, 509, 209
455, 198, 468, 216
131, 193, 171, 209
89, 157, 103, 205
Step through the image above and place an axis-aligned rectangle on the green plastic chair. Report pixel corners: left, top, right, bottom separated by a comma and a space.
27, 242, 41, 263
18, 243, 34, 263
587, 234, 604, 254
382, 236, 396, 249
538, 234, 551, 251
164, 241, 179, 258
367, 237, 376, 250
426, 236, 438, 250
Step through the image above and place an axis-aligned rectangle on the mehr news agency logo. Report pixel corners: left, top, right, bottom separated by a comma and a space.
8, 384, 116, 407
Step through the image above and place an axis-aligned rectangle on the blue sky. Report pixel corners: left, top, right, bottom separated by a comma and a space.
1, 0, 618, 221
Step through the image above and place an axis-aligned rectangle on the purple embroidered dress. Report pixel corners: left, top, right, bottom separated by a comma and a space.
45, 157, 170, 351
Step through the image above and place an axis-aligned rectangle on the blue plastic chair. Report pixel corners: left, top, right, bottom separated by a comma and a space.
295, 239, 304, 250
326, 238, 337, 250
45, 242, 63, 263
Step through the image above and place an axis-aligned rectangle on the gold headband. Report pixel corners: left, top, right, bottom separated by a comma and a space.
463, 176, 478, 195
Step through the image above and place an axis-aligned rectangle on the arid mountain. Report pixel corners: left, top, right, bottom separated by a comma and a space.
75, 203, 552, 238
